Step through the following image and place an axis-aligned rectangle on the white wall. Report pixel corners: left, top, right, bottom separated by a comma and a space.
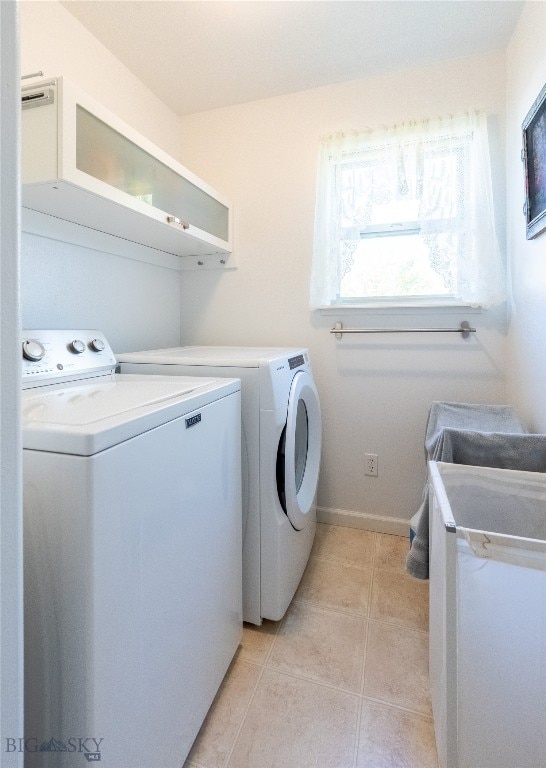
20, 0, 179, 153
21, 234, 182, 352
506, 2, 546, 431
1, 1, 23, 759
18, 2, 516, 530
178, 51, 509, 531
20, 1, 183, 351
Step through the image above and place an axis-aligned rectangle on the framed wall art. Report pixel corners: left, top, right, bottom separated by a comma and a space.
522, 81, 546, 240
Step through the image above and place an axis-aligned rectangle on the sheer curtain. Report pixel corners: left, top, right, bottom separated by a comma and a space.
310, 112, 505, 309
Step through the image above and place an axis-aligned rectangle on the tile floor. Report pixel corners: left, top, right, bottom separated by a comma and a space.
184, 523, 438, 768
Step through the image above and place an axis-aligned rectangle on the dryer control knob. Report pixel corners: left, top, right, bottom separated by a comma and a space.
69, 339, 86, 354
22, 339, 45, 362
89, 338, 106, 352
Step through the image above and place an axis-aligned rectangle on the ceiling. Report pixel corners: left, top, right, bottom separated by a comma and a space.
60, 0, 523, 116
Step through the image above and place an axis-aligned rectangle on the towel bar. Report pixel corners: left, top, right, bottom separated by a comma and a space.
331, 320, 476, 339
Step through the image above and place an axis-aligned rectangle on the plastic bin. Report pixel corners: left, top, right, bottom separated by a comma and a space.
428, 461, 546, 768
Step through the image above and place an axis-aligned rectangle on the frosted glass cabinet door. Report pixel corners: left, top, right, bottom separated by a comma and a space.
22, 76, 232, 264
76, 107, 229, 242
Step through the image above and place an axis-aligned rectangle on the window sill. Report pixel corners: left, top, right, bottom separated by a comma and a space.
316, 303, 484, 315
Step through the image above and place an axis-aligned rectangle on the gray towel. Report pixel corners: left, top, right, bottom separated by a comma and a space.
405, 401, 536, 580
424, 401, 525, 456
432, 429, 546, 471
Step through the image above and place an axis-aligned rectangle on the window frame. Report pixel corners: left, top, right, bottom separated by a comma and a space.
310, 113, 505, 311
335, 135, 469, 305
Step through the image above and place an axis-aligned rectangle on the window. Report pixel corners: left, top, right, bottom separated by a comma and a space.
310, 113, 505, 309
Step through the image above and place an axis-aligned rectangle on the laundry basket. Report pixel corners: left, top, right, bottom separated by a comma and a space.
428, 461, 546, 768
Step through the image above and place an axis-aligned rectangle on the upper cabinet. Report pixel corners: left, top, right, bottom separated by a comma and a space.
21, 77, 233, 269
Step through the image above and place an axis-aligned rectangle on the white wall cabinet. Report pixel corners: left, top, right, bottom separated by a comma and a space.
22, 77, 233, 270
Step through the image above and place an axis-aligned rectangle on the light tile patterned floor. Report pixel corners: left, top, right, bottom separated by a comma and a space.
184, 523, 438, 768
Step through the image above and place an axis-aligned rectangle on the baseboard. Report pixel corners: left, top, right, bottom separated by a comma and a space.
317, 506, 410, 537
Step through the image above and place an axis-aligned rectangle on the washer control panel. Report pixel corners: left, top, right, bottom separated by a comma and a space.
22, 329, 117, 388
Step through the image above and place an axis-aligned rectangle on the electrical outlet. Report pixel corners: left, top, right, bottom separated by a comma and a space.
365, 453, 378, 477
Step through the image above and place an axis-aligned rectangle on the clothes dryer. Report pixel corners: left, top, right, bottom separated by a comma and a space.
117, 346, 322, 624
22, 330, 242, 767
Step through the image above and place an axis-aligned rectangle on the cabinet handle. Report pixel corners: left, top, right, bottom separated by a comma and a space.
167, 215, 190, 230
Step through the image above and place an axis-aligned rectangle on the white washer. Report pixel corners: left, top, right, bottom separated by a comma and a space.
117, 346, 322, 625
22, 330, 242, 767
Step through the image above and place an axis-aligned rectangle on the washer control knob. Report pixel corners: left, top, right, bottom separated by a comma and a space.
22, 339, 46, 362
90, 338, 106, 352
69, 339, 86, 354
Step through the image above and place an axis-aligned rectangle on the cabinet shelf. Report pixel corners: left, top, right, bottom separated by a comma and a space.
22, 77, 233, 270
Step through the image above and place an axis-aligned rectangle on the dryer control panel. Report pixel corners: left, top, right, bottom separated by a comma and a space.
288, 353, 306, 370
22, 329, 117, 388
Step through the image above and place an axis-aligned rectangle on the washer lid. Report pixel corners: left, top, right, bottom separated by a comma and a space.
117, 345, 307, 369
22, 373, 240, 455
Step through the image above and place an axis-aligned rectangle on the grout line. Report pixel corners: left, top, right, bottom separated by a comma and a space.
221, 660, 267, 768
359, 692, 434, 720
239, 617, 283, 667
288, 597, 429, 637
352, 694, 363, 768
183, 657, 263, 768
367, 615, 430, 637
265, 659, 364, 698
367, 532, 378, 626
308, 553, 375, 572
291, 595, 369, 620
236, 656, 269, 671
290, 595, 371, 622
260, 662, 363, 701
371, 530, 379, 570
352, 616, 370, 767
365, 555, 373, 620
359, 612, 370, 697
260, 614, 285, 667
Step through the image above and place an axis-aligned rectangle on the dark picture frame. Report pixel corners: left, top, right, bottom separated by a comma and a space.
522, 81, 546, 239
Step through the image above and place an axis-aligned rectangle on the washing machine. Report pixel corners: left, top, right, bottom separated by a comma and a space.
117, 346, 322, 625
22, 330, 242, 767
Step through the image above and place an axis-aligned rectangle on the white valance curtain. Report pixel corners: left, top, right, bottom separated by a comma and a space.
310, 112, 506, 308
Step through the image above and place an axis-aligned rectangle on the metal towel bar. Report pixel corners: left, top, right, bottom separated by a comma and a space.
331, 320, 476, 339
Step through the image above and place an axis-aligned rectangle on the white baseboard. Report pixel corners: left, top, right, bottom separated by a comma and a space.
317, 506, 409, 537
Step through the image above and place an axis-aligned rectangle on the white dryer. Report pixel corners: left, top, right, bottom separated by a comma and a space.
22, 330, 242, 767
117, 346, 322, 625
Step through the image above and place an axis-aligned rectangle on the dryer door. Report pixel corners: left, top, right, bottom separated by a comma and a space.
279, 370, 322, 531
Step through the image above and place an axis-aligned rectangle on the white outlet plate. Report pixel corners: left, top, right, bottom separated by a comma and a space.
365, 453, 378, 477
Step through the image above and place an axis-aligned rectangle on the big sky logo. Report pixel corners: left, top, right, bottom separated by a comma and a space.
5, 737, 103, 761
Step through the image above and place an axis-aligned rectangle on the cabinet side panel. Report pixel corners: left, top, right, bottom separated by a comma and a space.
22, 96, 58, 183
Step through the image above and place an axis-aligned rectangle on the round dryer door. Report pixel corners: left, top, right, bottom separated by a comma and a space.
278, 369, 322, 530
